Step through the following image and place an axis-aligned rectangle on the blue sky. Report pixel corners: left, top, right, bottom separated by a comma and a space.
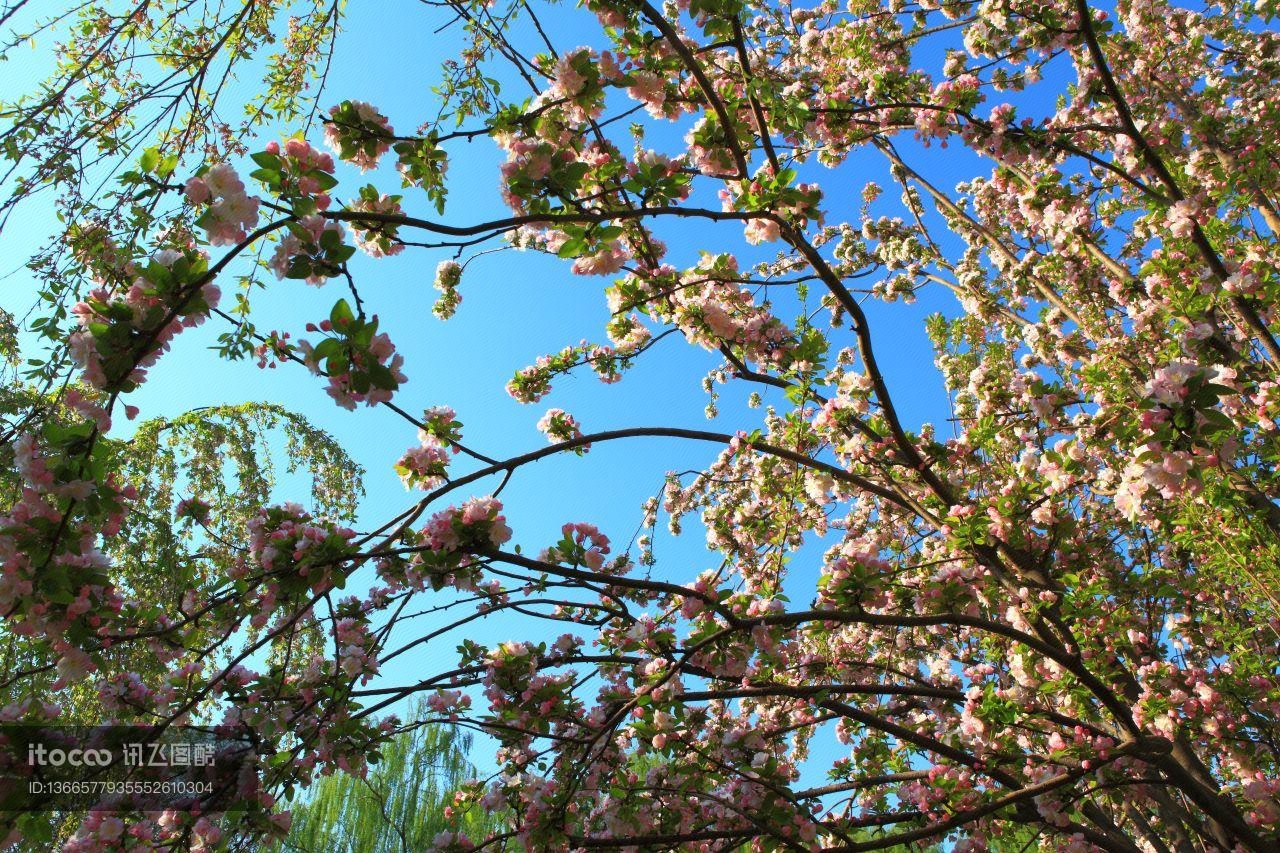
0, 0, 1081, 807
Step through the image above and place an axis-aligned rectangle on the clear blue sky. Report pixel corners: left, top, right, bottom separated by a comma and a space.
0, 0, 1072, 796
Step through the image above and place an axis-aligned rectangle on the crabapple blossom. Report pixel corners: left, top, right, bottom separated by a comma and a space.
433, 259, 463, 319
299, 307, 406, 409
67, 248, 220, 392
395, 432, 451, 489
186, 164, 260, 245
10, 0, 1280, 848
536, 408, 586, 451
269, 215, 349, 284
347, 187, 405, 258
324, 100, 395, 171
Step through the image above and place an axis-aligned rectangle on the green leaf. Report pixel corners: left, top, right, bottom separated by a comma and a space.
367, 364, 397, 390
249, 168, 281, 184
285, 258, 313, 280
139, 147, 161, 174
292, 198, 319, 217
319, 228, 344, 252
1201, 410, 1234, 431
557, 238, 586, 259
19, 815, 53, 844
330, 298, 355, 328
311, 338, 342, 362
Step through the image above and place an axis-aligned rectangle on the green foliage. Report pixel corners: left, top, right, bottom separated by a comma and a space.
284, 716, 506, 852
116, 401, 364, 577
0, 0, 344, 389
0, 384, 363, 718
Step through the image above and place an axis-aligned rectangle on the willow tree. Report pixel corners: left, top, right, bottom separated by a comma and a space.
3, 0, 1280, 850
284, 711, 506, 853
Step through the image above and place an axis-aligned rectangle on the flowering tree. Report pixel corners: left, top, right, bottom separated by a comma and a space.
3, 0, 1280, 849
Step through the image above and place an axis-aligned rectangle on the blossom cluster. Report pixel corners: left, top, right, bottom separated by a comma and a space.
535, 408, 587, 452
348, 186, 406, 258
324, 100, 395, 171
419, 497, 512, 555
433, 260, 463, 319
395, 497, 514, 594
540, 522, 611, 571
246, 503, 356, 585
185, 164, 261, 245
269, 214, 351, 285
251, 138, 337, 212
419, 405, 463, 445
507, 336, 650, 403
334, 615, 380, 682
68, 248, 220, 393
298, 302, 407, 409
1, 427, 133, 688
394, 432, 451, 490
